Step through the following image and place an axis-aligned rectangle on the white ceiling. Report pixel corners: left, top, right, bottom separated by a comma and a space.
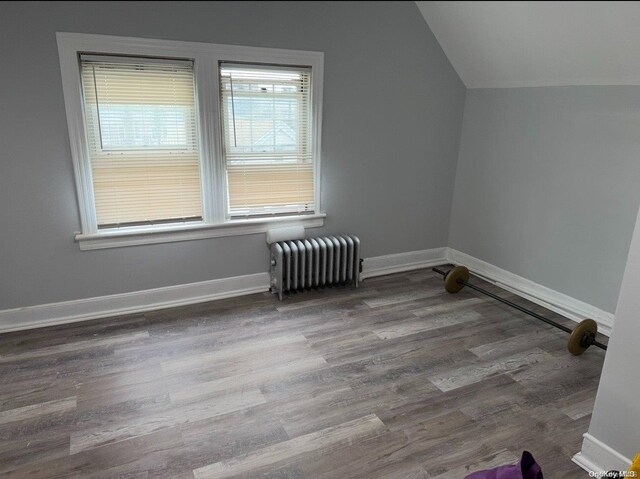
416, 1, 640, 88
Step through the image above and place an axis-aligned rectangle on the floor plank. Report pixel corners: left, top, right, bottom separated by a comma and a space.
192, 414, 386, 479
0, 397, 77, 426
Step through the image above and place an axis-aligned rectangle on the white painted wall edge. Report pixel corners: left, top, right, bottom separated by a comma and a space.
572, 433, 632, 474
0, 273, 270, 333
360, 247, 448, 280
447, 249, 614, 336
0, 246, 613, 334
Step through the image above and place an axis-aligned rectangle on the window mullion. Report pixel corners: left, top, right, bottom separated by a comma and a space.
194, 56, 223, 224
210, 58, 228, 223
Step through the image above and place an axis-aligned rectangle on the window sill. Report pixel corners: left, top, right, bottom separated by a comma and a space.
74, 214, 326, 250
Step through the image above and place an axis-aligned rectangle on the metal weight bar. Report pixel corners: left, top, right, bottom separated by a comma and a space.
432, 266, 608, 354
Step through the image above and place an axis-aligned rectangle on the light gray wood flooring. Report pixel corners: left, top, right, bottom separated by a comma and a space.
0, 267, 606, 478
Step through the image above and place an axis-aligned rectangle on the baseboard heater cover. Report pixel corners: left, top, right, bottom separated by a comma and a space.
269, 235, 361, 300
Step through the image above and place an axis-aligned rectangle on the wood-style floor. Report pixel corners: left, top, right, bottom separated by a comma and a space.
0, 267, 605, 478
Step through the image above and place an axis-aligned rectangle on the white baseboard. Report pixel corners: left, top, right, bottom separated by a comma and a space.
0, 273, 270, 333
360, 247, 448, 280
446, 249, 614, 336
572, 433, 631, 474
1, 247, 452, 334
0, 246, 615, 335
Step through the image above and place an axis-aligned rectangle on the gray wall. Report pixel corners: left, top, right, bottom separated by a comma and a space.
449, 87, 640, 313
0, 2, 465, 309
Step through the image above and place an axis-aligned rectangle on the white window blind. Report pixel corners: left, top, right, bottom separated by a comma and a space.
80, 55, 202, 228
220, 63, 314, 217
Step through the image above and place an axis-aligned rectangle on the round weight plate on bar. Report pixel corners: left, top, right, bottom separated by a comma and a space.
567, 319, 598, 356
444, 266, 470, 294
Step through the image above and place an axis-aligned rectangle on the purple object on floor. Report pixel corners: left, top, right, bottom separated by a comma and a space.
464, 451, 543, 479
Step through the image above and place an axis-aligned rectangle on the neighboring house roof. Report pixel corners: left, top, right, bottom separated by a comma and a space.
255, 122, 296, 146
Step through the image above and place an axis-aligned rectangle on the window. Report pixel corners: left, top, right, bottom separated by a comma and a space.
220, 64, 314, 217
57, 33, 324, 249
80, 56, 202, 227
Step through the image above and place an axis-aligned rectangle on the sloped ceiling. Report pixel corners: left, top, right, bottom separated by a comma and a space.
416, 1, 640, 88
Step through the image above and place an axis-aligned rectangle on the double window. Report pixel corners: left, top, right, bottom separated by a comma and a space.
57, 34, 324, 249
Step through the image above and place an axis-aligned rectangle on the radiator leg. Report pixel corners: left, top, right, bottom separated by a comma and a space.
351, 235, 361, 288
270, 243, 284, 300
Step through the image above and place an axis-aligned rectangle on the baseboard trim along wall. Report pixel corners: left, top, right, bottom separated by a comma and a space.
360, 247, 448, 280
0, 246, 614, 334
0, 273, 270, 333
572, 433, 632, 474
0, 247, 451, 333
446, 249, 615, 336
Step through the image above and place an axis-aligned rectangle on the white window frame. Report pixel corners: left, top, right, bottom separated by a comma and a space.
57, 32, 324, 250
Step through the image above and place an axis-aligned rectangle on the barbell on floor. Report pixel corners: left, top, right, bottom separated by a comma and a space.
432, 265, 608, 356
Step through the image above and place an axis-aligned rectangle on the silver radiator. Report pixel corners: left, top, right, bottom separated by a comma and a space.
270, 235, 361, 300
